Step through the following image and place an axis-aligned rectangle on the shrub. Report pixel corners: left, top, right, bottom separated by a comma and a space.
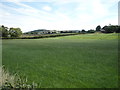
0, 66, 38, 89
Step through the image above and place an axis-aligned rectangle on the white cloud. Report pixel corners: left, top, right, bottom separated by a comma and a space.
0, 0, 119, 32
1, 0, 119, 4
42, 6, 52, 11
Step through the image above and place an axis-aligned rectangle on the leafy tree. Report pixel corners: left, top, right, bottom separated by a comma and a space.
96, 25, 101, 32
0, 25, 9, 37
102, 26, 111, 33
9, 28, 22, 37
81, 29, 86, 34
87, 29, 95, 33
115, 26, 120, 33
102, 25, 119, 33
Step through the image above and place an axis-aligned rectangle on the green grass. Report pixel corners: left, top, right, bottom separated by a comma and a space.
2, 33, 118, 88
0, 66, 38, 89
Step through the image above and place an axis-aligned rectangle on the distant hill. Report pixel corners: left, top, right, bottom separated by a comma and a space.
24, 29, 81, 35
24, 29, 59, 35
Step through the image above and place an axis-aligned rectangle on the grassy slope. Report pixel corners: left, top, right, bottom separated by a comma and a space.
2, 33, 118, 88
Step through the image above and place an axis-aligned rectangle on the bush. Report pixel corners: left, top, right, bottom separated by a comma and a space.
0, 66, 38, 89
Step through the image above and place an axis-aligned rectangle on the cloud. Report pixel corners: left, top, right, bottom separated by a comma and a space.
1, 0, 119, 4
42, 6, 52, 11
0, 2, 54, 20
118, 1, 120, 25
0, 0, 119, 32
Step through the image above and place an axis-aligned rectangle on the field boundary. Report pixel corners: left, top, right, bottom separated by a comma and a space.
1, 33, 79, 39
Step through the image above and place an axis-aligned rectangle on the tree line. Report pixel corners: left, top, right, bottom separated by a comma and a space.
0, 25, 22, 37
0, 24, 120, 38
81, 25, 120, 34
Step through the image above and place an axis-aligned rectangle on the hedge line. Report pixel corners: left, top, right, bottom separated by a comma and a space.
1, 33, 79, 39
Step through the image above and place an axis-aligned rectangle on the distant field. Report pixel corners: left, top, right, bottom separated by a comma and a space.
2, 33, 118, 88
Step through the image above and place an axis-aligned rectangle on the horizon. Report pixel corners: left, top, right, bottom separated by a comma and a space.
0, 0, 119, 32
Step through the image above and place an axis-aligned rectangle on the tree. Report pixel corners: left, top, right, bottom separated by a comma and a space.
115, 26, 120, 33
87, 29, 95, 33
81, 29, 86, 34
102, 25, 118, 33
102, 26, 111, 33
9, 28, 22, 37
96, 25, 101, 32
0, 25, 9, 37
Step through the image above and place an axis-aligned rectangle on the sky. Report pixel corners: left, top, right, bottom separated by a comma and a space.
0, 0, 119, 32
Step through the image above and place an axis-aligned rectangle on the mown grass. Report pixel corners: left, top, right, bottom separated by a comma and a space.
2, 33, 118, 88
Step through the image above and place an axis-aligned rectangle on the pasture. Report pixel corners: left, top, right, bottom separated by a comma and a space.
2, 33, 118, 88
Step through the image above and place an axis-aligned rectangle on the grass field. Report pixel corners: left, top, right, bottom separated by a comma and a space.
2, 33, 118, 88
